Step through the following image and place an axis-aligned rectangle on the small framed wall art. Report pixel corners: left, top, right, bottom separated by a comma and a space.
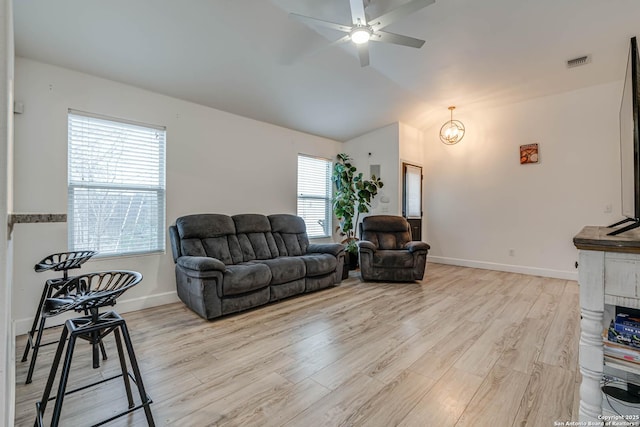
520, 143, 539, 164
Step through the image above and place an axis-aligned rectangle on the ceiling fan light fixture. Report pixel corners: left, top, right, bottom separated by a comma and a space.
440, 106, 465, 145
350, 27, 371, 44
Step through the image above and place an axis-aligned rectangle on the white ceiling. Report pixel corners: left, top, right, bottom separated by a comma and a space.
12, 0, 640, 141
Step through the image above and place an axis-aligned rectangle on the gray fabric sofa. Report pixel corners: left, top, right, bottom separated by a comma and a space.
169, 213, 345, 320
358, 215, 430, 282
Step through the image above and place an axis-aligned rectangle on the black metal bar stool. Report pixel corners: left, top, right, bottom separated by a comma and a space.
22, 251, 98, 384
34, 270, 154, 427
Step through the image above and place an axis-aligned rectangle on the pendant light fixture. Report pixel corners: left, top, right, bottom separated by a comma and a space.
439, 106, 465, 145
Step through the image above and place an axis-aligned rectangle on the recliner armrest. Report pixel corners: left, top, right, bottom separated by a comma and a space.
177, 256, 226, 272
357, 240, 377, 252
307, 243, 345, 257
405, 241, 430, 253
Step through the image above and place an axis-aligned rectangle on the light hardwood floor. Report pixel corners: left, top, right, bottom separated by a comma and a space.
14, 263, 581, 426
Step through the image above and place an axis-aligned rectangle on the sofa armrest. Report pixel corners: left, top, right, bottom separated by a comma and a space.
357, 240, 377, 252
405, 241, 430, 253
177, 256, 226, 272
307, 243, 345, 257
169, 225, 181, 263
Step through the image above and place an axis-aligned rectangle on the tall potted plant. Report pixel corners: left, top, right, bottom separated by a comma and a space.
332, 153, 384, 269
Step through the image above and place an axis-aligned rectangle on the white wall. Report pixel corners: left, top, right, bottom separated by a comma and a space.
425, 81, 622, 279
1, 0, 14, 424
343, 122, 425, 230
399, 122, 425, 167
344, 123, 400, 218
12, 57, 341, 334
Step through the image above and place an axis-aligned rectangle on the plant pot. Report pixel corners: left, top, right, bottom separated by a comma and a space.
347, 252, 359, 271
341, 254, 350, 280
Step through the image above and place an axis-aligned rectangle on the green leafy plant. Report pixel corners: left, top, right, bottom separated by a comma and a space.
332, 153, 384, 255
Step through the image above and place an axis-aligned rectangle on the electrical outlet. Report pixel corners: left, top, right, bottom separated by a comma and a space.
509, 249, 515, 257
604, 203, 613, 214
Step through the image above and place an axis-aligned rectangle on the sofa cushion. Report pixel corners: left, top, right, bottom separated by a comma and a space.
301, 253, 337, 277
221, 263, 272, 296
252, 256, 306, 285
177, 214, 236, 238
200, 236, 243, 265
372, 250, 415, 268
177, 214, 245, 264
233, 214, 279, 261
268, 214, 310, 256
361, 215, 412, 250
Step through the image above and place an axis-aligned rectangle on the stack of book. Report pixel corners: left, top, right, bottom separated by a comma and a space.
605, 313, 640, 364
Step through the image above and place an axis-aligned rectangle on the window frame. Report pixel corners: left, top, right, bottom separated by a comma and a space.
297, 154, 333, 239
67, 109, 167, 258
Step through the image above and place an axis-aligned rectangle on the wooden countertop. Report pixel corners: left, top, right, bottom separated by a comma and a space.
574, 225, 640, 253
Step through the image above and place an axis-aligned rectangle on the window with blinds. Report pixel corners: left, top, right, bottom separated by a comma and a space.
297, 155, 332, 238
68, 110, 166, 257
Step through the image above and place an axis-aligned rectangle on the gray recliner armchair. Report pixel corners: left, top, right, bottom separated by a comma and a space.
357, 215, 430, 282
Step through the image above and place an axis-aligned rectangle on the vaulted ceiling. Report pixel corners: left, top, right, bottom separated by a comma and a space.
13, 0, 640, 141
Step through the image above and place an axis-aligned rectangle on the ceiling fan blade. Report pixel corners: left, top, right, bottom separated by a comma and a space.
369, 0, 435, 31
328, 34, 352, 48
349, 0, 367, 25
357, 43, 370, 67
290, 13, 352, 33
373, 30, 425, 48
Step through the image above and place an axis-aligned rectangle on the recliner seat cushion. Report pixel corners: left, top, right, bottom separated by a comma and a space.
221, 263, 271, 296
252, 257, 306, 285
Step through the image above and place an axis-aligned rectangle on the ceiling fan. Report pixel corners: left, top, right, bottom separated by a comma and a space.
290, 0, 435, 67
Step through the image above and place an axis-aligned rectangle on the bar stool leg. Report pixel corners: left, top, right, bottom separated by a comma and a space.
91, 329, 100, 369
25, 315, 48, 384
114, 328, 134, 408
99, 339, 108, 361
21, 282, 50, 362
34, 325, 69, 427
119, 322, 155, 426
49, 333, 77, 427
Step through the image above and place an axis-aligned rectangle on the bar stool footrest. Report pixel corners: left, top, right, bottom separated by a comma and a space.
35, 372, 153, 427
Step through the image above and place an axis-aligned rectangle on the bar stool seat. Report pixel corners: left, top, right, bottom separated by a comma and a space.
34, 270, 154, 427
22, 251, 97, 384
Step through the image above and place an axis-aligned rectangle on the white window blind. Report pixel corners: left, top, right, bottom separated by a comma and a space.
68, 110, 166, 257
297, 155, 332, 238
405, 164, 422, 219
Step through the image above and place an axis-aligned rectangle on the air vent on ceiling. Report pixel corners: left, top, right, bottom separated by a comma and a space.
567, 55, 591, 68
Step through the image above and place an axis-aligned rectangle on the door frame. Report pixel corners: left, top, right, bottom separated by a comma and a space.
402, 162, 423, 241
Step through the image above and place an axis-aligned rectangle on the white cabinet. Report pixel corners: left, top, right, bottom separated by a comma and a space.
574, 226, 640, 421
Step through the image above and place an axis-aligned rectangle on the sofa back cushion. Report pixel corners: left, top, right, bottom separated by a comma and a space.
361, 215, 411, 250
174, 213, 311, 265
268, 214, 309, 256
232, 214, 279, 262
175, 214, 244, 265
